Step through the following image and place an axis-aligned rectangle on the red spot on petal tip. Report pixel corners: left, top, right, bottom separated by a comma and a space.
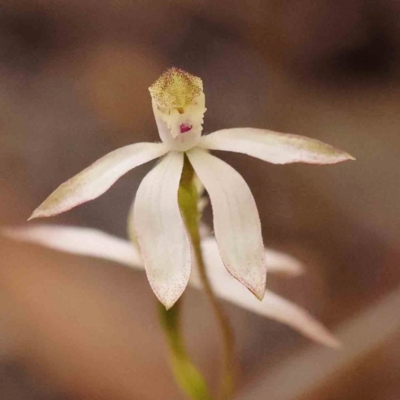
180, 123, 192, 133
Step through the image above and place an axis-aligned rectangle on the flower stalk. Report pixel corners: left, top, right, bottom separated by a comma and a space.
158, 301, 212, 400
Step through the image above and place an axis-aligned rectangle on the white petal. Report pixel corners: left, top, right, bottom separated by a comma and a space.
201, 237, 303, 278
197, 246, 338, 347
2, 225, 143, 269
249, 291, 340, 348
199, 128, 354, 165
187, 148, 266, 299
3, 225, 336, 346
29, 142, 168, 220
263, 247, 304, 277
132, 151, 191, 309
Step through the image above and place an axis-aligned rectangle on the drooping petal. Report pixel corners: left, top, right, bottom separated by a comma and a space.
218, 284, 340, 348
2, 226, 301, 279
200, 237, 303, 277
187, 148, 266, 300
191, 245, 338, 347
3, 225, 336, 346
199, 128, 354, 165
132, 151, 191, 309
262, 247, 304, 277
2, 225, 143, 269
29, 142, 168, 220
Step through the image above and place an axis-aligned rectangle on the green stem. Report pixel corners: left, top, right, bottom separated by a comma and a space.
178, 156, 236, 400
159, 302, 213, 400
193, 236, 236, 400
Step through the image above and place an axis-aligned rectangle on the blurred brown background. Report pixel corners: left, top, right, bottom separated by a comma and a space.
1, 0, 400, 399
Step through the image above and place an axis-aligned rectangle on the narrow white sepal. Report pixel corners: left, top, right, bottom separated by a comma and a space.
262, 247, 304, 277
3, 225, 337, 346
200, 237, 303, 277
192, 243, 339, 348
29, 142, 168, 220
259, 291, 341, 348
132, 151, 191, 309
187, 148, 266, 300
2, 225, 301, 279
216, 283, 341, 348
199, 128, 355, 165
1, 225, 143, 269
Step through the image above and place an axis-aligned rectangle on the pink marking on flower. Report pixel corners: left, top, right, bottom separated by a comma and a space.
180, 123, 192, 133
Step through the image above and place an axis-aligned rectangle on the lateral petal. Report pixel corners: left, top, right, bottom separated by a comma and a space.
201, 237, 303, 277
3, 225, 335, 345
199, 128, 354, 165
187, 148, 266, 300
2, 226, 301, 278
259, 291, 340, 348
29, 142, 168, 220
2, 225, 143, 269
221, 284, 340, 348
133, 151, 191, 309
193, 246, 338, 347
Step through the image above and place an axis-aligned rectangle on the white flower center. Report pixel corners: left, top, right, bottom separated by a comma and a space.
149, 68, 206, 151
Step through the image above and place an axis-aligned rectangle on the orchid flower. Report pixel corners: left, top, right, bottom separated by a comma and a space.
3, 225, 340, 348
28, 67, 354, 309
